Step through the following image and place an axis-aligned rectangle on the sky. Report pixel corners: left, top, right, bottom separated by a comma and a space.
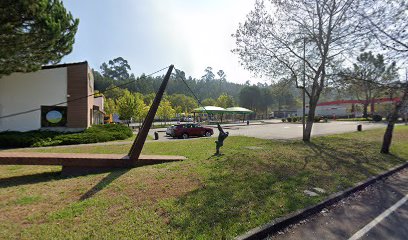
60, 0, 264, 84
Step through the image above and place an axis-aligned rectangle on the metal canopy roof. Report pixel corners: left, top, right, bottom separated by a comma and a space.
192, 106, 254, 114
192, 106, 227, 113
225, 107, 254, 114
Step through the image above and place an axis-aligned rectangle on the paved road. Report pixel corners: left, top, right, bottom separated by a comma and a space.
268, 168, 408, 240
222, 121, 385, 140
153, 121, 386, 141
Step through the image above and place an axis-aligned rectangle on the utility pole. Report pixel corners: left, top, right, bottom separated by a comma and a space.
302, 38, 306, 138
405, 68, 408, 125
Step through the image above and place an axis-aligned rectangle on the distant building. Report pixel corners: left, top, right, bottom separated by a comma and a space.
297, 98, 400, 118
0, 61, 105, 132
271, 110, 297, 118
93, 95, 105, 125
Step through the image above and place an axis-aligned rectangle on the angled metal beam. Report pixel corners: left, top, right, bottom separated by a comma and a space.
128, 65, 174, 161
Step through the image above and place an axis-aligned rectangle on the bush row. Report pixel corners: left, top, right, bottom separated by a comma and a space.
281, 116, 324, 123
335, 115, 383, 122
0, 124, 133, 148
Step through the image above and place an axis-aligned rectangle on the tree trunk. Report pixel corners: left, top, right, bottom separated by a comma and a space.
363, 103, 369, 118
370, 98, 375, 115
381, 104, 400, 154
381, 86, 408, 154
303, 98, 318, 142
381, 121, 395, 154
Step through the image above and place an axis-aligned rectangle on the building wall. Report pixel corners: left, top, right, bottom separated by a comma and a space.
93, 96, 104, 112
66, 63, 93, 129
0, 68, 68, 132
87, 66, 94, 126
297, 105, 348, 117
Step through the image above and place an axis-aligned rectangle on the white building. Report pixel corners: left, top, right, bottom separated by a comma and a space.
0, 62, 104, 132
297, 104, 349, 117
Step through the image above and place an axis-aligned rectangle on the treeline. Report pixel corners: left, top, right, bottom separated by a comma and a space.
95, 57, 300, 121
93, 58, 243, 101
103, 88, 238, 123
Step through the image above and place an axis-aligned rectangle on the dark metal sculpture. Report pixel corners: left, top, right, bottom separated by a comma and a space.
215, 123, 229, 155
0, 65, 183, 177
129, 65, 174, 161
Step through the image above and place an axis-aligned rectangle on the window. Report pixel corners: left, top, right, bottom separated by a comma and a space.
41, 106, 67, 127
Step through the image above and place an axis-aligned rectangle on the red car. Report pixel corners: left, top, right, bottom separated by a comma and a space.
171, 124, 213, 139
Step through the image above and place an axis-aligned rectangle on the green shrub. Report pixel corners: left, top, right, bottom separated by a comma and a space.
336, 118, 372, 121
0, 124, 133, 148
314, 116, 321, 122
281, 118, 286, 122
287, 117, 292, 122
372, 115, 382, 122
0, 131, 63, 148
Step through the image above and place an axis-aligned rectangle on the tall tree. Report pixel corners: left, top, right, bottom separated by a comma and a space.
116, 90, 145, 126
143, 93, 156, 106
358, 0, 408, 59
157, 99, 175, 125
259, 87, 274, 115
354, 1, 408, 153
100, 57, 131, 81
381, 81, 408, 153
270, 80, 297, 112
93, 69, 114, 91
103, 84, 126, 100
0, 0, 79, 76
234, 0, 363, 141
217, 70, 226, 82
342, 52, 398, 117
104, 98, 117, 115
201, 67, 215, 82
168, 94, 198, 113
239, 85, 261, 111
216, 93, 235, 108
201, 98, 217, 106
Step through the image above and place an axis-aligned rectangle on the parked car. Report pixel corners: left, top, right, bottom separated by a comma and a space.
166, 125, 176, 136
171, 124, 213, 139
181, 117, 193, 122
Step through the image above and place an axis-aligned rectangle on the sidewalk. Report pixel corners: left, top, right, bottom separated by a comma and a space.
268, 167, 408, 240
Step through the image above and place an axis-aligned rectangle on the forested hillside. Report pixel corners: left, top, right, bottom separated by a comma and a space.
94, 57, 301, 122
93, 58, 243, 101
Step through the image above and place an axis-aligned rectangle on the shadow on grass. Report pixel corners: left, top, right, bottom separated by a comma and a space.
163, 138, 407, 238
0, 168, 130, 200
164, 170, 317, 239
304, 140, 406, 177
0, 171, 63, 188
80, 169, 130, 201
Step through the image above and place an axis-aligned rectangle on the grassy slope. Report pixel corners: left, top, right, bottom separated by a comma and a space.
0, 126, 407, 239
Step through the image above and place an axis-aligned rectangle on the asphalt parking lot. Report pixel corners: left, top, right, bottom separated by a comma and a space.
151, 121, 387, 141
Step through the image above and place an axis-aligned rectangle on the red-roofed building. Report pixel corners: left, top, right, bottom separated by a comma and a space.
297, 98, 400, 118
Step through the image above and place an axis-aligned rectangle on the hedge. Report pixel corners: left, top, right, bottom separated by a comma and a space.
0, 124, 133, 148
372, 115, 383, 122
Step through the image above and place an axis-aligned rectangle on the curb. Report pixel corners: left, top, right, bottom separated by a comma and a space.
235, 161, 408, 240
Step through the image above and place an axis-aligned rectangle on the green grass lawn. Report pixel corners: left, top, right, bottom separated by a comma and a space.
115, 132, 157, 142
1, 126, 408, 239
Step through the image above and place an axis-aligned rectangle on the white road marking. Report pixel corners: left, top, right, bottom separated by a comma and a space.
348, 193, 408, 240
283, 126, 290, 129
297, 126, 303, 128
